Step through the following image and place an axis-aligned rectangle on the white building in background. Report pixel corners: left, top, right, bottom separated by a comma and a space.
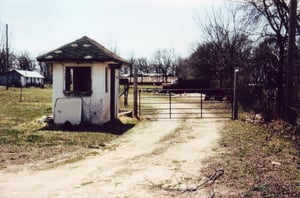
0, 69, 44, 87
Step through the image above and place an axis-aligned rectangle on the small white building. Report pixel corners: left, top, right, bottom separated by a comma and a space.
0, 69, 44, 87
37, 36, 129, 125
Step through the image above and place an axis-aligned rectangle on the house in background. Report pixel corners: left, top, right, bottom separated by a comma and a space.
37, 36, 129, 125
0, 69, 44, 87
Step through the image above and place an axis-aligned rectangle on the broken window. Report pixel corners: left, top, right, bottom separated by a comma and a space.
64, 67, 92, 96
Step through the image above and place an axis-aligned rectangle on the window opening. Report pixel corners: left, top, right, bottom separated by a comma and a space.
64, 67, 92, 96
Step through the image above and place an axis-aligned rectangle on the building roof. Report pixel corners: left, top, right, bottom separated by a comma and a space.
14, 69, 44, 78
36, 36, 129, 65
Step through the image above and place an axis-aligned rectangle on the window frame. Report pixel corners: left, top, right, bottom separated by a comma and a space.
63, 66, 92, 96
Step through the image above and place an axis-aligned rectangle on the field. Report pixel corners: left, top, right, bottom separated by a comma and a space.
0, 86, 135, 169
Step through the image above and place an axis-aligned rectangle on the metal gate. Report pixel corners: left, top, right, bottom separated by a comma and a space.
139, 89, 233, 119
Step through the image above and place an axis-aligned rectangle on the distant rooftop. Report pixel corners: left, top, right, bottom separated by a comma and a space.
14, 69, 44, 78
37, 36, 129, 65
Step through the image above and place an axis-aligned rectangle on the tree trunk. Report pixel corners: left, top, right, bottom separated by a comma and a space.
277, 40, 285, 119
285, 0, 298, 123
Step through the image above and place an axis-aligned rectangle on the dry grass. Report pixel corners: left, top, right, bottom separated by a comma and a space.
206, 120, 300, 197
0, 86, 136, 169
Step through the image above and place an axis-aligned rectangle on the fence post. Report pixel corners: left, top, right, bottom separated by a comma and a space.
200, 92, 203, 118
169, 91, 172, 119
138, 89, 141, 117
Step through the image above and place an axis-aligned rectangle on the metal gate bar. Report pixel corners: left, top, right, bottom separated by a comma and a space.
139, 89, 233, 119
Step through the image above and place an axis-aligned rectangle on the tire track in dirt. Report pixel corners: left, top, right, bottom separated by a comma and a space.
0, 100, 225, 197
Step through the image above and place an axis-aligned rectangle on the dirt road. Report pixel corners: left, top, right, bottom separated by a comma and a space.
0, 116, 224, 197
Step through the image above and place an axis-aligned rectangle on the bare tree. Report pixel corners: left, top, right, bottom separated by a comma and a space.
242, 0, 300, 119
286, 0, 298, 122
17, 52, 36, 71
127, 55, 136, 83
195, 6, 252, 87
39, 61, 52, 84
0, 48, 6, 73
136, 57, 149, 83
152, 48, 175, 83
175, 57, 191, 79
0, 25, 4, 73
0, 24, 12, 74
0, 23, 16, 90
187, 42, 215, 82
137, 57, 149, 74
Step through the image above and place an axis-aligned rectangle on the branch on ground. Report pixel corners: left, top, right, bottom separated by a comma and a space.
144, 168, 224, 194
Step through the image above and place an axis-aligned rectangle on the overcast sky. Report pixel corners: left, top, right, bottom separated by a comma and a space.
0, 0, 231, 59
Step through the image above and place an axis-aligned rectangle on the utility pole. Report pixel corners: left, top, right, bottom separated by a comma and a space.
285, 0, 297, 121
6, 24, 9, 90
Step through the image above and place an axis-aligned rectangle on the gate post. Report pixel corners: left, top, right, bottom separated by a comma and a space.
138, 89, 141, 117
233, 69, 239, 120
169, 91, 172, 119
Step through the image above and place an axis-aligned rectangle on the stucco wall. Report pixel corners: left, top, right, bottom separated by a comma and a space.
52, 62, 117, 125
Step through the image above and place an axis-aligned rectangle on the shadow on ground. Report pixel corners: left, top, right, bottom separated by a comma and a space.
41, 119, 135, 135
